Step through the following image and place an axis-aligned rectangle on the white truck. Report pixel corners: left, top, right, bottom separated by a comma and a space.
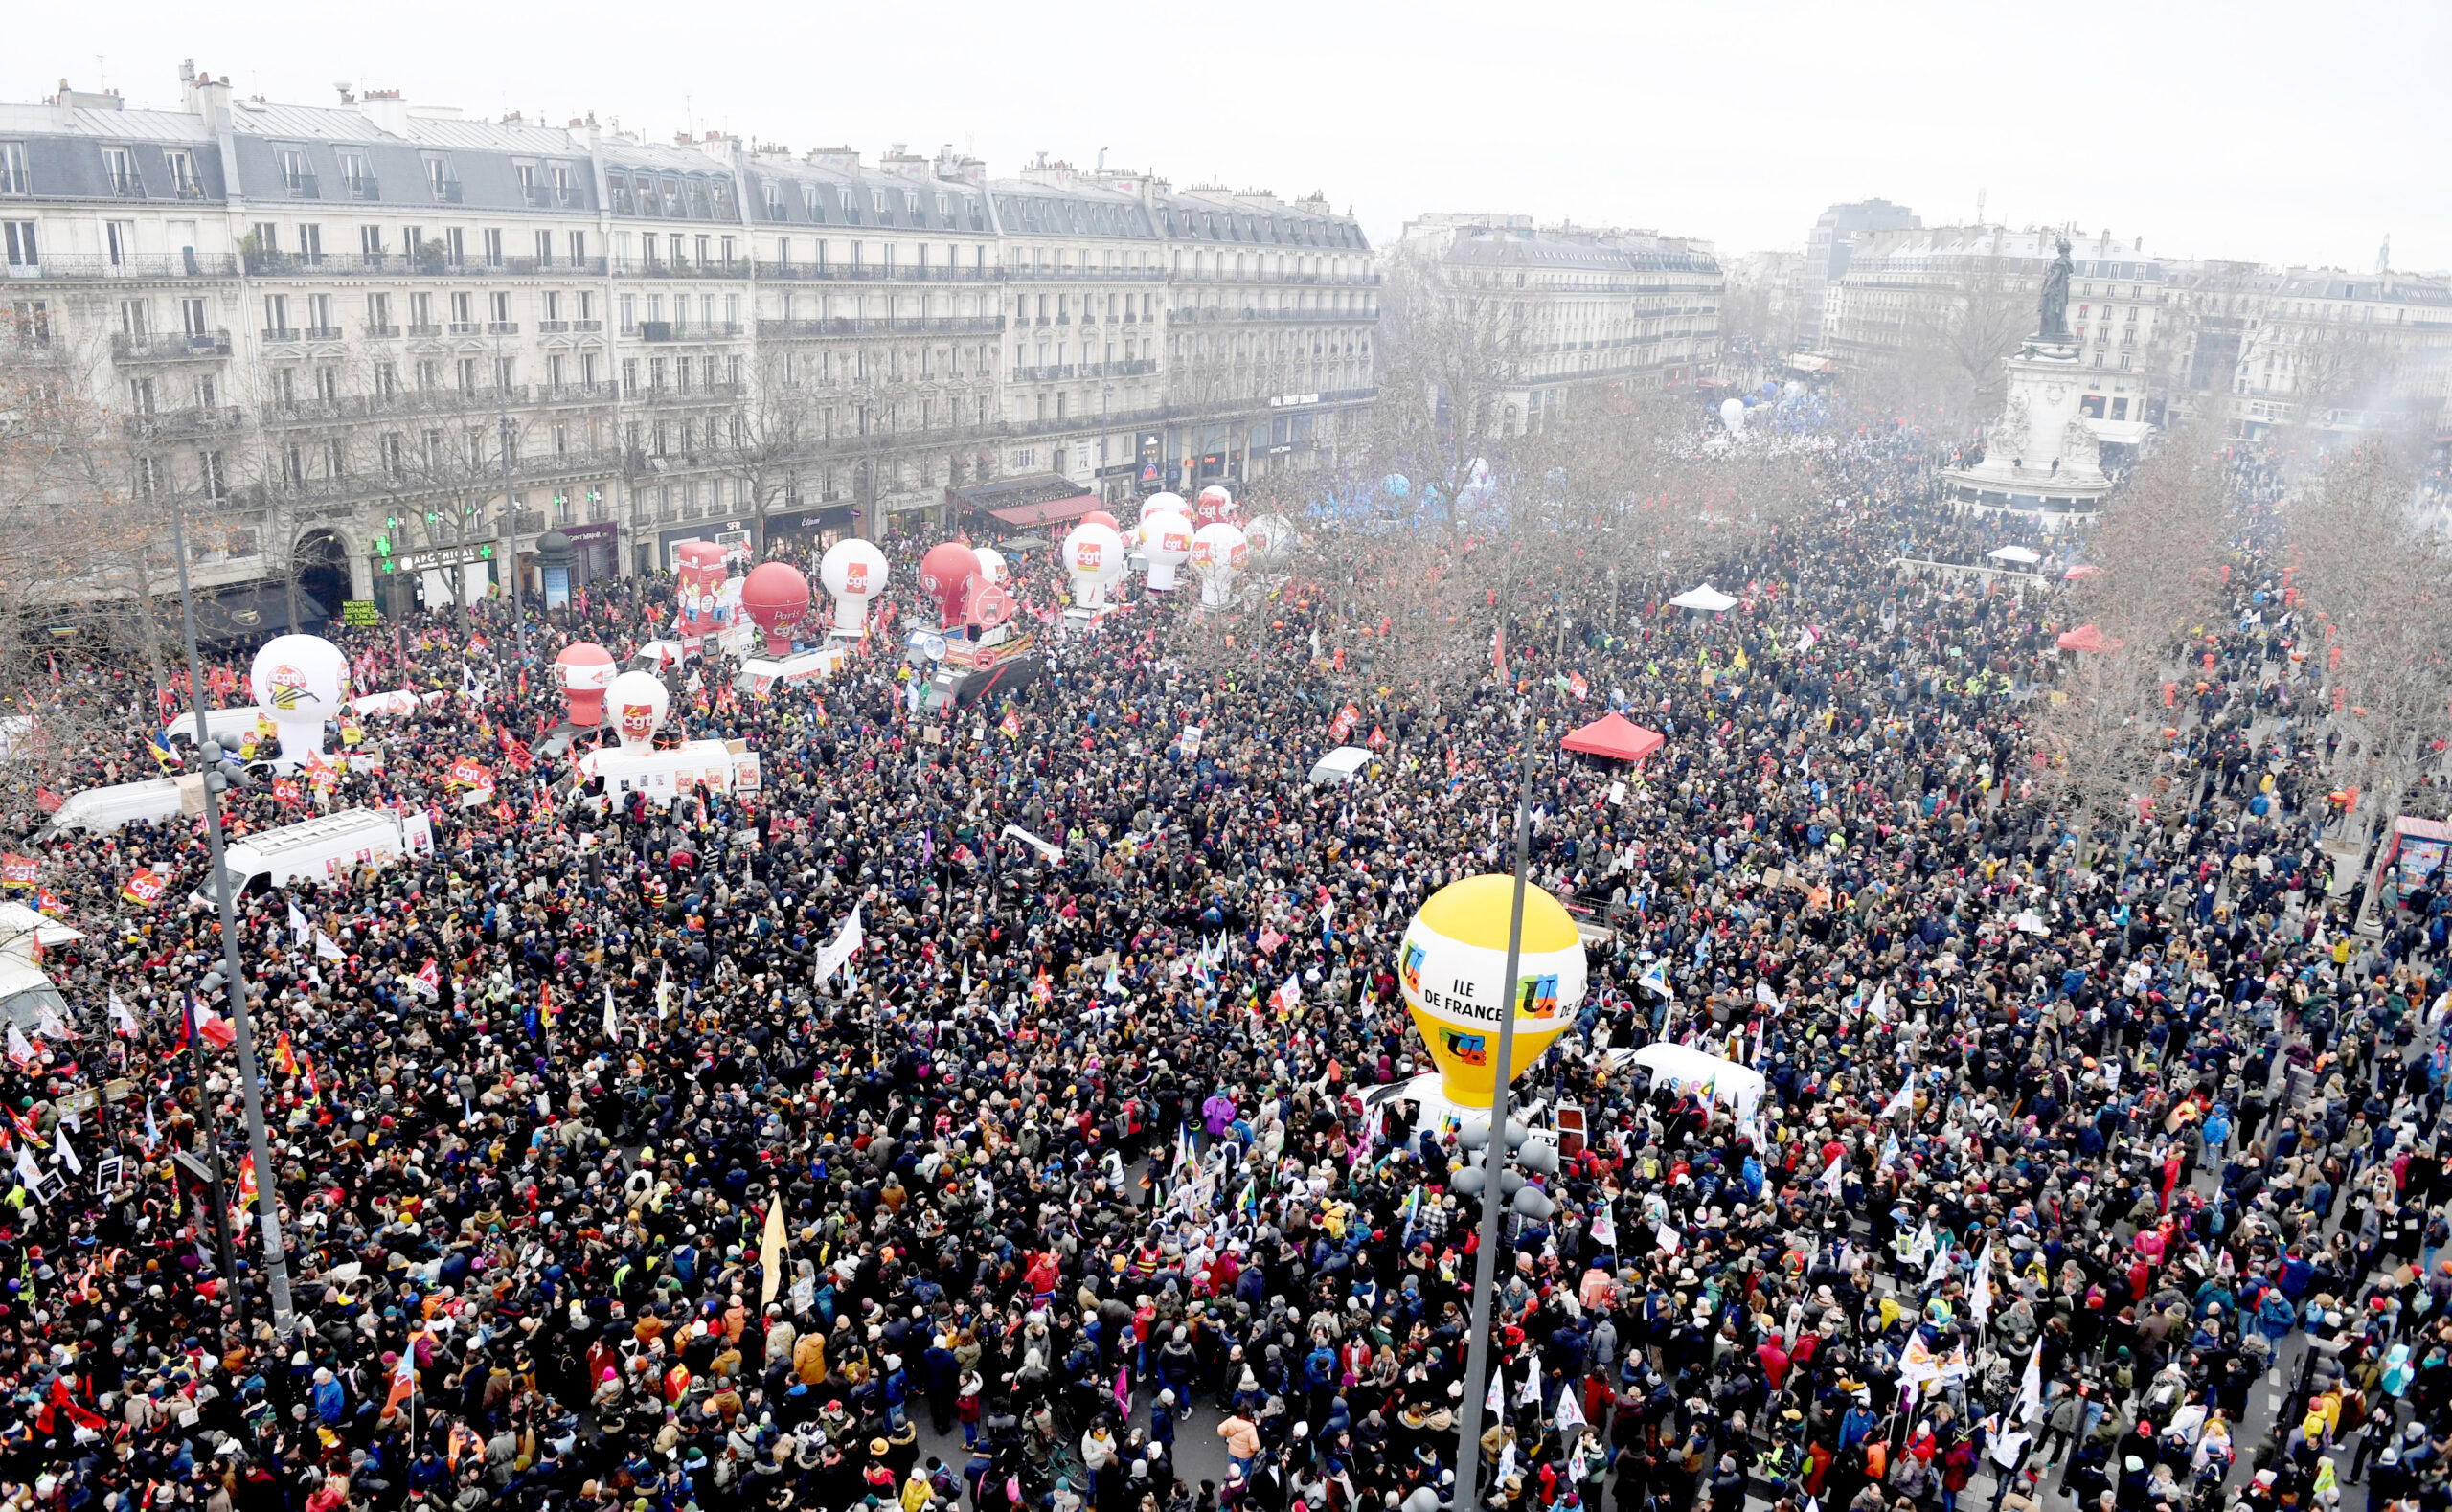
191, 806, 435, 907
575, 739, 761, 809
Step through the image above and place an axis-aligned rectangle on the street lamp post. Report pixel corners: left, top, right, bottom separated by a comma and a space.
498, 410, 523, 662
166, 488, 300, 1343
1449, 791, 1532, 1512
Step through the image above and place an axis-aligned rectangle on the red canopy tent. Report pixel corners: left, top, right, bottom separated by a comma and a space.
1559, 712, 1665, 763
2055, 623, 2123, 653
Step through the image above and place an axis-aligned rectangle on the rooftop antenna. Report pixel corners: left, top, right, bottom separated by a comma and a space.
1974, 188, 1986, 226
1097, 147, 1107, 172
95, 55, 106, 92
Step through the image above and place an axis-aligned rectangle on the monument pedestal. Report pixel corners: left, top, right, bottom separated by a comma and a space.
1941, 338, 2113, 530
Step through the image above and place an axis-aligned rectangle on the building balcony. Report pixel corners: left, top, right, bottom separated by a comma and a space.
446, 321, 481, 336
615, 259, 751, 281
363, 323, 401, 339
406, 322, 443, 338
343, 175, 379, 200
755, 314, 1005, 338
752, 261, 996, 283
537, 320, 569, 333
430, 179, 464, 203
634, 321, 744, 342
283, 173, 320, 199
487, 321, 519, 336
5, 252, 239, 281
122, 405, 245, 440
261, 326, 301, 343
1004, 265, 1166, 283
240, 251, 610, 279
303, 325, 344, 341
110, 329, 233, 360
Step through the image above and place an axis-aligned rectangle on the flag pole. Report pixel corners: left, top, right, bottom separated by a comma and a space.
169, 485, 298, 1342
1452, 784, 1532, 1512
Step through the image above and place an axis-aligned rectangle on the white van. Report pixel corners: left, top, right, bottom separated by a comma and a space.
41, 777, 186, 837
163, 707, 265, 750
576, 739, 760, 809
191, 806, 436, 906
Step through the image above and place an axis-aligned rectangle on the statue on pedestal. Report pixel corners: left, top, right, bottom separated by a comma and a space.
2037, 237, 2073, 343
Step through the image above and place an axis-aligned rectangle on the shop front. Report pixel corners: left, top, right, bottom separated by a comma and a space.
560, 522, 621, 585
760, 504, 861, 564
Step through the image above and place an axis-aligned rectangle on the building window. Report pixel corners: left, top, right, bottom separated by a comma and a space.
103, 147, 139, 195
166, 150, 198, 197
2, 221, 36, 267
0, 144, 26, 195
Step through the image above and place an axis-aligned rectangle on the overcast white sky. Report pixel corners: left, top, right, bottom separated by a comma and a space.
10, 0, 2444, 272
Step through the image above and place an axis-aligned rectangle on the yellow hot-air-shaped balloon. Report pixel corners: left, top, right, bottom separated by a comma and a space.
1397, 875, 1588, 1108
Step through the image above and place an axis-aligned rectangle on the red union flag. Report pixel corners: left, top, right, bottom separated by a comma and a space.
0, 854, 35, 890
120, 869, 167, 907
1327, 704, 1360, 742
1000, 709, 1021, 738
449, 758, 490, 790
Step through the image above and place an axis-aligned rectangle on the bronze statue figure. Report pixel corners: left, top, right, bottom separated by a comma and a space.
2038, 236, 2073, 343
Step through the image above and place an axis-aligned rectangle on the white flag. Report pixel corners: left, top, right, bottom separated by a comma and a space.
110, 992, 140, 1038
603, 982, 619, 1039
1486, 1369, 1505, 1417
1519, 1360, 1542, 1405
314, 929, 345, 961
5, 1024, 34, 1068
288, 902, 311, 946
13, 1142, 43, 1196
1819, 1153, 1844, 1196
35, 1002, 71, 1042
1553, 1383, 1587, 1432
1270, 974, 1302, 1016
2016, 1339, 2044, 1423
53, 1132, 79, 1175
1589, 1201, 1618, 1252
1882, 1074, 1915, 1120
1970, 1239, 1995, 1324
1867, 983, 1889, 1023
815, 905, 865, 982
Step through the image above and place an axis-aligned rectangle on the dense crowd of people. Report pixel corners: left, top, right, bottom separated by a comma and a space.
0, 422, 2443, 1512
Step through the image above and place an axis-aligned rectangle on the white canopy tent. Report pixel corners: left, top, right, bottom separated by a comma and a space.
1608, 1043, 1768, 1123
1668, 584, 1738, 613
1986, 545, 2042, 565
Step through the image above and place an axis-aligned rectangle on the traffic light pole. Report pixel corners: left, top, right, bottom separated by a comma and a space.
1451, 792, 1532, 1512
166, 487, 300, 1343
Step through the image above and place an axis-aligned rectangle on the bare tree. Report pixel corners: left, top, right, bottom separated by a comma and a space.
2290, 442, 2452, 916
1849, 246, 2034, 429
2031, 428, 2230, 871
725, 343, 819, 558
1362, 239, 1537, 536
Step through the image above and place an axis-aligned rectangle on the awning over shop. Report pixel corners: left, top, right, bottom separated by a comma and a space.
953, 473, 1103, 530
986, 494, 1102, 529
192, 580, 329, 643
